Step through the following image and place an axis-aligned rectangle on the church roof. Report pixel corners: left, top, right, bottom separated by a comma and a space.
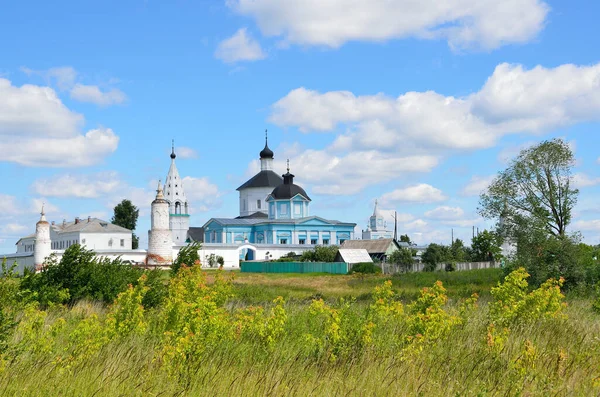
187, 227, 204, 243
340, 238, 400, 254
236, 211, 269, 219
204, 215, 355, 228
236, 170, 283, 191
270, 171, 311, 201
54, 218, 132, 234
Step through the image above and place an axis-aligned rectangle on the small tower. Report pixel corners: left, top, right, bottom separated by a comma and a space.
362, 200, 393, 240
164, 141, 190, 244
260, 129, 274, 171
34, 205, 51, 270
147, 181, 173, 266
370, 200, 385, 231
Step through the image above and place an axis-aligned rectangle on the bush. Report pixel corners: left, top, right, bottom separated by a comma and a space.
301, 245, 339, 262
349, 262, 382, 274
171, 242, 201, 275
19, 244, 147, 307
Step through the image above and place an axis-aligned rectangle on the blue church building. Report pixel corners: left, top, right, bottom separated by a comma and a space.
203, 136, 356, 247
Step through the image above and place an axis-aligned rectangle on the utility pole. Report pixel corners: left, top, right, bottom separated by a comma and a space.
472, 226, 475, 239
394, 211, 398, 241
451, 228, 454, 245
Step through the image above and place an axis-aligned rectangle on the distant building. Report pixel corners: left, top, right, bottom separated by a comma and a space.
362, 200, 393, 240
340, 238, 401, 262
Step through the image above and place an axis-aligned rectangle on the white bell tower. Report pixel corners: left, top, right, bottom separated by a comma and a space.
164, 140, 190, 244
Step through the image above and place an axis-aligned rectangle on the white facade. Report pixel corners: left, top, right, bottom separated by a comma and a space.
239, 187, 272, 217
164, 144, 190, 243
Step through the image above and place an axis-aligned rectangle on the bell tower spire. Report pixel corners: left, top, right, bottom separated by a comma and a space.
260, 129, 274, 171
163, 140, 190, 243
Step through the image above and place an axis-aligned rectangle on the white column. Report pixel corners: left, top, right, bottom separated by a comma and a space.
331, 231, 337, 245
222, 231, 226, 244
318, 231, 323, 244
272, 230, 277, 244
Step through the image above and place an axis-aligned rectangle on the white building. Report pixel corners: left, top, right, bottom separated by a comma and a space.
362, 200, 394, 240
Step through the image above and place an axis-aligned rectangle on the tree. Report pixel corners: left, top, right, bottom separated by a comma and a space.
171, 242, 201, 276
471, 230, 502, 262
112, 200, 140, 249
207, 253, 225, 268
388, 247, 414, 273
399, 234, 411, 244
300, 245, 339, 262
421, 243, 450, 272
450, 238, 468, 262
479, 139, 578, 239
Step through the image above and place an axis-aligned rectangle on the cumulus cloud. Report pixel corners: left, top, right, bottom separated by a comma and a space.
182, 176, 223, 212
265, 151, 438, 195
70, 84, 127, 106
572, 173, 600, 189
461, 175, 495, 197
21, 66, 77, 90
215, 28, 266, 63
175, 146, 199, 159
572, 219, 600, 232
425, 206, 465, 220
32, 172, 122, 198
0, 223, 29, 236
270, 63, 600, 155
0, 78, 119, 167
0, 194, 60, 219
229, 0, 549, 50
380, 184, 447, 205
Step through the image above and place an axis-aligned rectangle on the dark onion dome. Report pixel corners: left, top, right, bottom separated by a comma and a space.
259, 141, 274, 159
270, 171, 311, 200
170, 140, 176, 159
237, 170, 283, 190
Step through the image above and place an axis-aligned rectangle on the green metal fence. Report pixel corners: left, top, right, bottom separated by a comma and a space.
241, 261, 349, 274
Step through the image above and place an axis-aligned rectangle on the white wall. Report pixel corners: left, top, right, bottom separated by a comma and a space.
239, 187, 272, 217
80, 232, 133, 251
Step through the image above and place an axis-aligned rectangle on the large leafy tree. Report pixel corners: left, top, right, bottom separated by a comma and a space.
479, 138, 578, 239
112, 199, 140, 249
470, 231, 502, 262
421, 243, 450, 272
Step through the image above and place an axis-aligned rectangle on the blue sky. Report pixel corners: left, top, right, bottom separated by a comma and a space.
1, 0, 600, 253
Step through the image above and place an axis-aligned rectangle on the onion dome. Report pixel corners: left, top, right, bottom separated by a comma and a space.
270, 161, 311, 200
259, 130, 274, 159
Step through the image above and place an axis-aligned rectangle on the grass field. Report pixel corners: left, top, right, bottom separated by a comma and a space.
1, 267, 600, 396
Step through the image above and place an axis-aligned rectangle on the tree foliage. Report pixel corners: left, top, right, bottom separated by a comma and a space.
471, 231, 502, 262
388, 248, 414, 272
479, 139, 577, 239
112, 199, 140, 249
421, 244, 450, 272
171, 242, 201, 276
399, 234, 412, 244
300, 245, 339, 262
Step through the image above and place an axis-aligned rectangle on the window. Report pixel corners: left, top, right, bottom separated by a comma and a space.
120, 239, 125, 247
280, 204, 288, 215
339, 239, 346, 244
279, 238, 288, 244
82, 239, 86, 244
108, 238, 113, 247
257, 200, 261, 209
294, 203, 301, 215
311, 239, 318, 245
299, 238, 305, 245
323, 239, 329, 245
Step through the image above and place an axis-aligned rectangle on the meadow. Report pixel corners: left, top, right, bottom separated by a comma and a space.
1, 267, 599, 396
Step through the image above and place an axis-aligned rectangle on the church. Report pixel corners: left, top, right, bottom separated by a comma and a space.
202, 135, 355, 248
2, 134, 356, 271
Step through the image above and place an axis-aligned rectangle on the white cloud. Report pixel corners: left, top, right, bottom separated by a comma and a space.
229, 0, 549, 50
21, 66, 77, 90
267, 150, 437, 195
0, 194, 60, 219
0, 223, 29, 238
70, 84, 127, 106
215, 28, 266, 63
182, 176, 223, 212
32, 172, 122, 198
380, 184, 447, 205
176, 146, 199, 159
425, 206, 465, 220
461, 175, 495, 197
404, 219, 429, 231
0, 78, 119, 167
269, 63, 600, 156
572, 173, 600, 189
572, 219, 600, 232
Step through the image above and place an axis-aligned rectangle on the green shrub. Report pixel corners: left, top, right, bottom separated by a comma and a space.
19, 244, 144, 307
349, 262, 381, 274
171, 242, 201, 275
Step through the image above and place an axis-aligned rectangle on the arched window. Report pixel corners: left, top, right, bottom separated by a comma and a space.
175, 202, 181, 214
184, 202, 188, 215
